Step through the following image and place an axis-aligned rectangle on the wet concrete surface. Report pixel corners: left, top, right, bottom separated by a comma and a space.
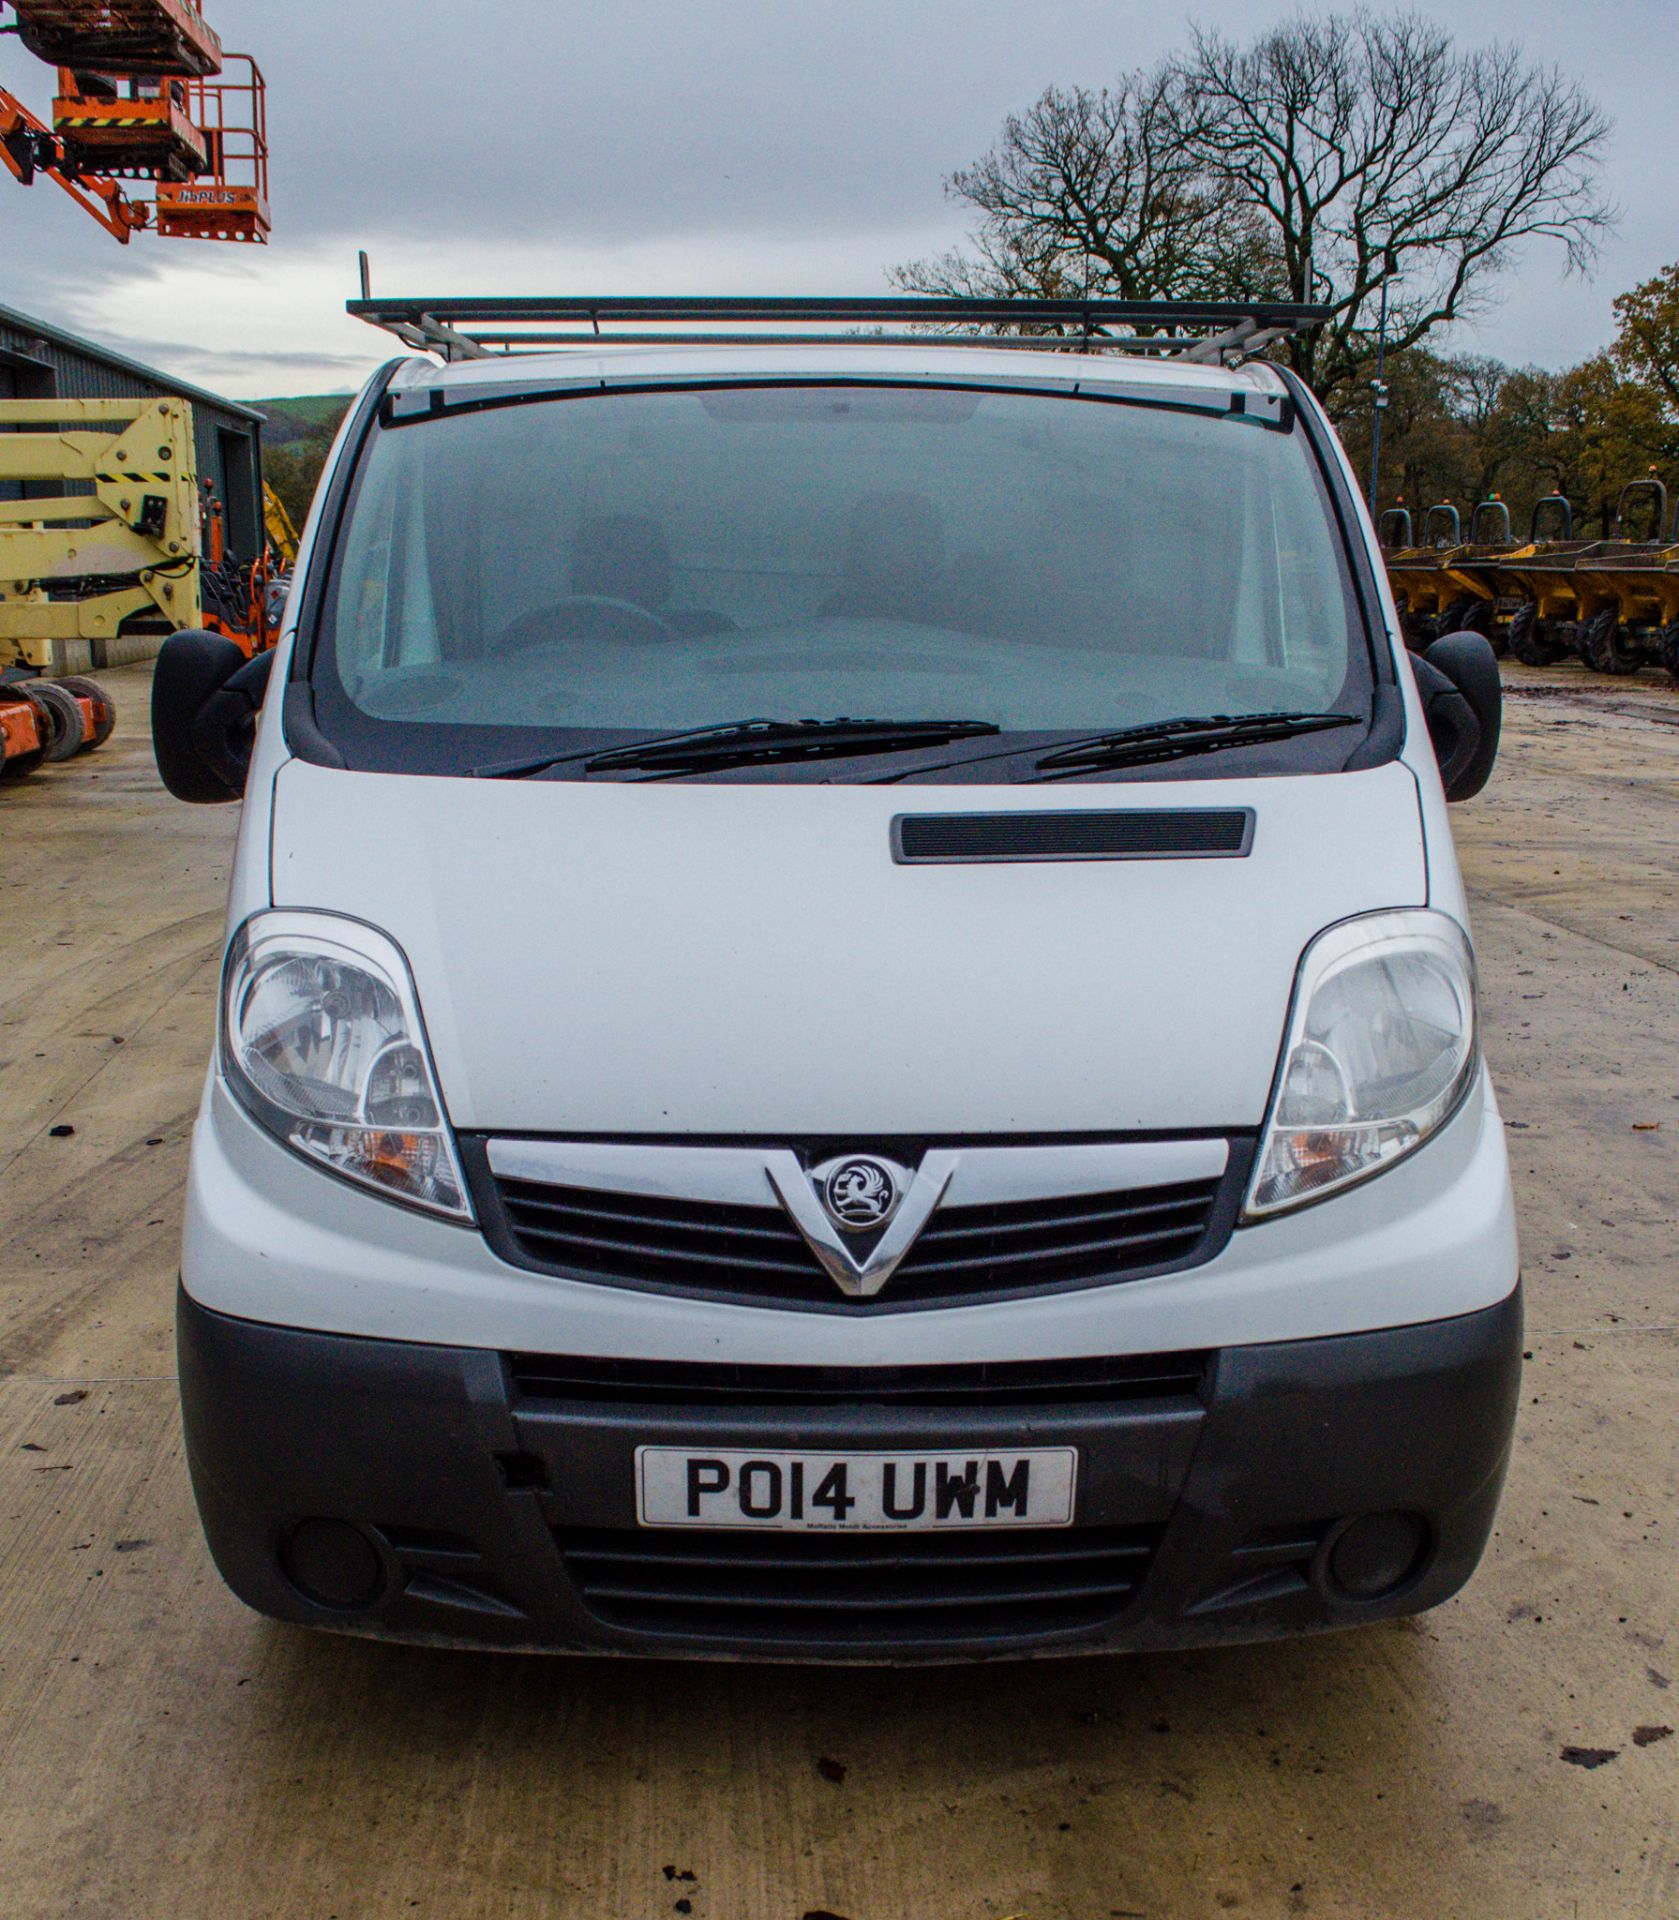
0, 661, 1674, 1918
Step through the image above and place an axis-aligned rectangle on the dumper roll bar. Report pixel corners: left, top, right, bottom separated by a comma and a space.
1378, 507, 1414, 551
1424, 505, 1462, 548
1615, 478, 1669, 543
1530, 495, 1573, 543
348, 271, 1331, 367
1469, 500, 1512, 547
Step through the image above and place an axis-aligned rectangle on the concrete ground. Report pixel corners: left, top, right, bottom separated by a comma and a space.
1, 660, 1674, 1920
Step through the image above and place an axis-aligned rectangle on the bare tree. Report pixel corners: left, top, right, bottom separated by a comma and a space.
898, 12, 1611, 401
1184, 14, 1612, 404
893, 73, 1280, 325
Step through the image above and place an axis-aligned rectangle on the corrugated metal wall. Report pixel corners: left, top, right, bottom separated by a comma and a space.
0, 311, 264, 561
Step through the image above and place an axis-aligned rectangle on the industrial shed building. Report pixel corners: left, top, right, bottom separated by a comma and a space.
0, 301, 265, 565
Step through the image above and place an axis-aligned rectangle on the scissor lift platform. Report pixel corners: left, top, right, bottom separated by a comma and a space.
6, 0, 222, 77
153, 54, 267, 238
52, 69, 208, 180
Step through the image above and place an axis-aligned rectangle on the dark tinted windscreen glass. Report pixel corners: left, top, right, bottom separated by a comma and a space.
320, 384, 1365, 743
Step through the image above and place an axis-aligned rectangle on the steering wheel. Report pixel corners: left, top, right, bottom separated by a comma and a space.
494, 595, 676, 649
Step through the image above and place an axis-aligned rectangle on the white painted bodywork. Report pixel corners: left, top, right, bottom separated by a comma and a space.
183, 1069, 1515, 1358
186, 339, 1519, 1357
269, 759, 1424, 1136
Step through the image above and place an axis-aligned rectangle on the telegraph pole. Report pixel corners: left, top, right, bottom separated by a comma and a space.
1368, 263, 1393, 511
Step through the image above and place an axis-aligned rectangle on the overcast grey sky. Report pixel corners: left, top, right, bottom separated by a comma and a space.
4, 0, 1675, 397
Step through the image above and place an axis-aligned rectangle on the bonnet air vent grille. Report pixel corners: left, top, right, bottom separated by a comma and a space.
891, 809, 1254, 864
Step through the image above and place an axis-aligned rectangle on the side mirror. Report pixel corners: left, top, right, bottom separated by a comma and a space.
1411, 630, 1501, 802
151, 630, 276, 803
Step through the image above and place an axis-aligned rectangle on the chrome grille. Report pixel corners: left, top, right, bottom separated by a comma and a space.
471, 1136, 1242, 1310
488, 1172, 1226, 1307
497, 1177, 812, 1292
886, 1177, 1221, 1303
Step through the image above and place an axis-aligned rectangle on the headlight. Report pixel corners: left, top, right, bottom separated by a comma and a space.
221, 911, 471, 1221
1244, 910, 1478, 1220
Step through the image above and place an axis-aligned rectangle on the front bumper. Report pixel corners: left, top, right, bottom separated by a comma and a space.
178, 1280, 1522, 1661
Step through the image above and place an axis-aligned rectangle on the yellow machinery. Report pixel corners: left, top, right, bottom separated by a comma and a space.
0, 392, 202, 669
263, 478, 298, 565
1383, 485, 1679, 685
1560, 481, 1673, 674
0, 390, 275, 780
1383, 504, 1475, 644
1447, 497, 1589, 667
1477, 482, 1673, 676
0, 392, 277, 674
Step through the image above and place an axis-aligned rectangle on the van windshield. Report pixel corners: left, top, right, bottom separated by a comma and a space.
310, 381, 1375, 780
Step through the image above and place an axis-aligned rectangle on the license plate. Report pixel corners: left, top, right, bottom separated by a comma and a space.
635, 1446, 1077, 1531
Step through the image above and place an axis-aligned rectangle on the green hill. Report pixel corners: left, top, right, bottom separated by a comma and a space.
257, 395, 355, 526
255, 394, 354, 448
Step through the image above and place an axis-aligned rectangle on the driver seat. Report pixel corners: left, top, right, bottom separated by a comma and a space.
823, 491, 946, 623
571, 515, 732, 637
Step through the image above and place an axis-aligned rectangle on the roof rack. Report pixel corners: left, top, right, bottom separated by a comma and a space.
347, 274, 1329, 369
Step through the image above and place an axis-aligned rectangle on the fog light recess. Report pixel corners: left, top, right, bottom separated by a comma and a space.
283, 1518, 386, 1609
1325, 1511, 1430, 1601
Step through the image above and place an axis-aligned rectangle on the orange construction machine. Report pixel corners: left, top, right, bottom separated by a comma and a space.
0, 0, 268, 241
0, 673, 115, 780
7, 0, 222, 76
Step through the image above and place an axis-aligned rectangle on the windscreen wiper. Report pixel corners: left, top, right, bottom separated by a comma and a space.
475, 717, 1000, 781
1029, 710, 1359, 779
474, 720, 770, 780
580, 716, 1001, 775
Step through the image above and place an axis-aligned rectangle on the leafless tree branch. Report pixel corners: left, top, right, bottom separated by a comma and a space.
894, 10, 1613, 400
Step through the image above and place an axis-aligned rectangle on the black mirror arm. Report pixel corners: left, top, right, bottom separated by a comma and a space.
1411, 654, 1482, 793
1421, 630, 1503, 802
152, 630, 273, 803
190, 651, 275, 793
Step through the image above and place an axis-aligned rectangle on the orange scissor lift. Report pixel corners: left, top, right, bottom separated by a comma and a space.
154, 54, 267, 239
6, 0, 223, 75
0, 0, 269, 242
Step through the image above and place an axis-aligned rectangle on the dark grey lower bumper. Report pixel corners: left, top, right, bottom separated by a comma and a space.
177, 1282, 1522, 1661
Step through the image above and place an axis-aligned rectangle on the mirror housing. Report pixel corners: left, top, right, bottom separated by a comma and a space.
151, 630, 275, 803
1411, 630, 1502, 802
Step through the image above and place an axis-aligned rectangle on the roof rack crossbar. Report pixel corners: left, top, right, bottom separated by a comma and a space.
451, 329, 1278, 355
347, 293, 1330, 366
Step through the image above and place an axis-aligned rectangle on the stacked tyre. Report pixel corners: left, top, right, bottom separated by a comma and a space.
0, 674, 117, 781
22, 680, 86, 761
57, 676, 117, 748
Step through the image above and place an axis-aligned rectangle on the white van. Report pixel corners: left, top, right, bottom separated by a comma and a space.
153, 295, 1520, 1659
